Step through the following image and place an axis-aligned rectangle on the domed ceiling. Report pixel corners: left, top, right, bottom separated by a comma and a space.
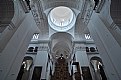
48, 6, 76, 32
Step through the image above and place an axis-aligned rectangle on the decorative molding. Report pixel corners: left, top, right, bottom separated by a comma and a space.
75, 46, 86, 51
31, 5, 41, 27
38, 46, 49, 51
41, 0, 82, 11
8, 21, 16, 30
26, 52, 37, 54
99, 15, 121, 47
31, 4, 48, 34
36, 0, 44, 19
83, 5, 93, 25
110, 22, 117, 30
19, 0, 30, 13
95, 0, 105, 13
86, 52, 99, 54
99, 15, 117, 30
38, 43, 49, 51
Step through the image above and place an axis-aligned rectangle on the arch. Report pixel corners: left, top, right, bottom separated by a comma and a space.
17, 56, 33, 80
90, 56, 102, 63
50, 32, 73, 40
52, 41, 70, 52
52, 41, 71, 59
50, 32, 73, 59
90, 56, 107, 80
0, 0, 14, 32
22, 56, 33, 70
23, 56, 33, 61
50, 32, 73, 53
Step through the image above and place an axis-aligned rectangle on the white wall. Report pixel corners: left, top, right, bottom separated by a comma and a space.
75, 51, 89, 67
88, 12, 121, 80
0, 12, 38, 80
34, 51, 48, 79
74, 49, 90, 80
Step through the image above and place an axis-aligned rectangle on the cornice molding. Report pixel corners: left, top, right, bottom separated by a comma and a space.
31, 4, 48, 34
41, 0, 82, 11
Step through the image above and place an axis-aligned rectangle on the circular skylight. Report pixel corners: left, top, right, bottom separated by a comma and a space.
48, 6, 76, 32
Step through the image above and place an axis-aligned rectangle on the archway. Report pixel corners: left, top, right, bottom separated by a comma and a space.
90, 56, 107, 80
50, 32, 73, 60
17, 56, 33, 80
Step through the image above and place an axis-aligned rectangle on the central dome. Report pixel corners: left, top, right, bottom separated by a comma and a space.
48, 6, 76, 32
50, 6, 73, 27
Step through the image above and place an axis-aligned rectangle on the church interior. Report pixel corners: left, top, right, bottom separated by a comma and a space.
0, 0, 121, 80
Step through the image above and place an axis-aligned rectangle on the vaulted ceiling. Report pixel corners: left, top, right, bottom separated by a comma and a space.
0, 0, 14, 33
110, 0, 121, 29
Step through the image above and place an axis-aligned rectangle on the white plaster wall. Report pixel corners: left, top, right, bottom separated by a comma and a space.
88, 12, 121, 80
28, 44, 39, 48
34, 51, 48, 79
75, 51, 89, 66
99, 0, 121, 46
85, 44, 96, 48
0, 12, 38, 80
24, 54, 37, 80
75, 50, 90, 78
0, 0, 26, 52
